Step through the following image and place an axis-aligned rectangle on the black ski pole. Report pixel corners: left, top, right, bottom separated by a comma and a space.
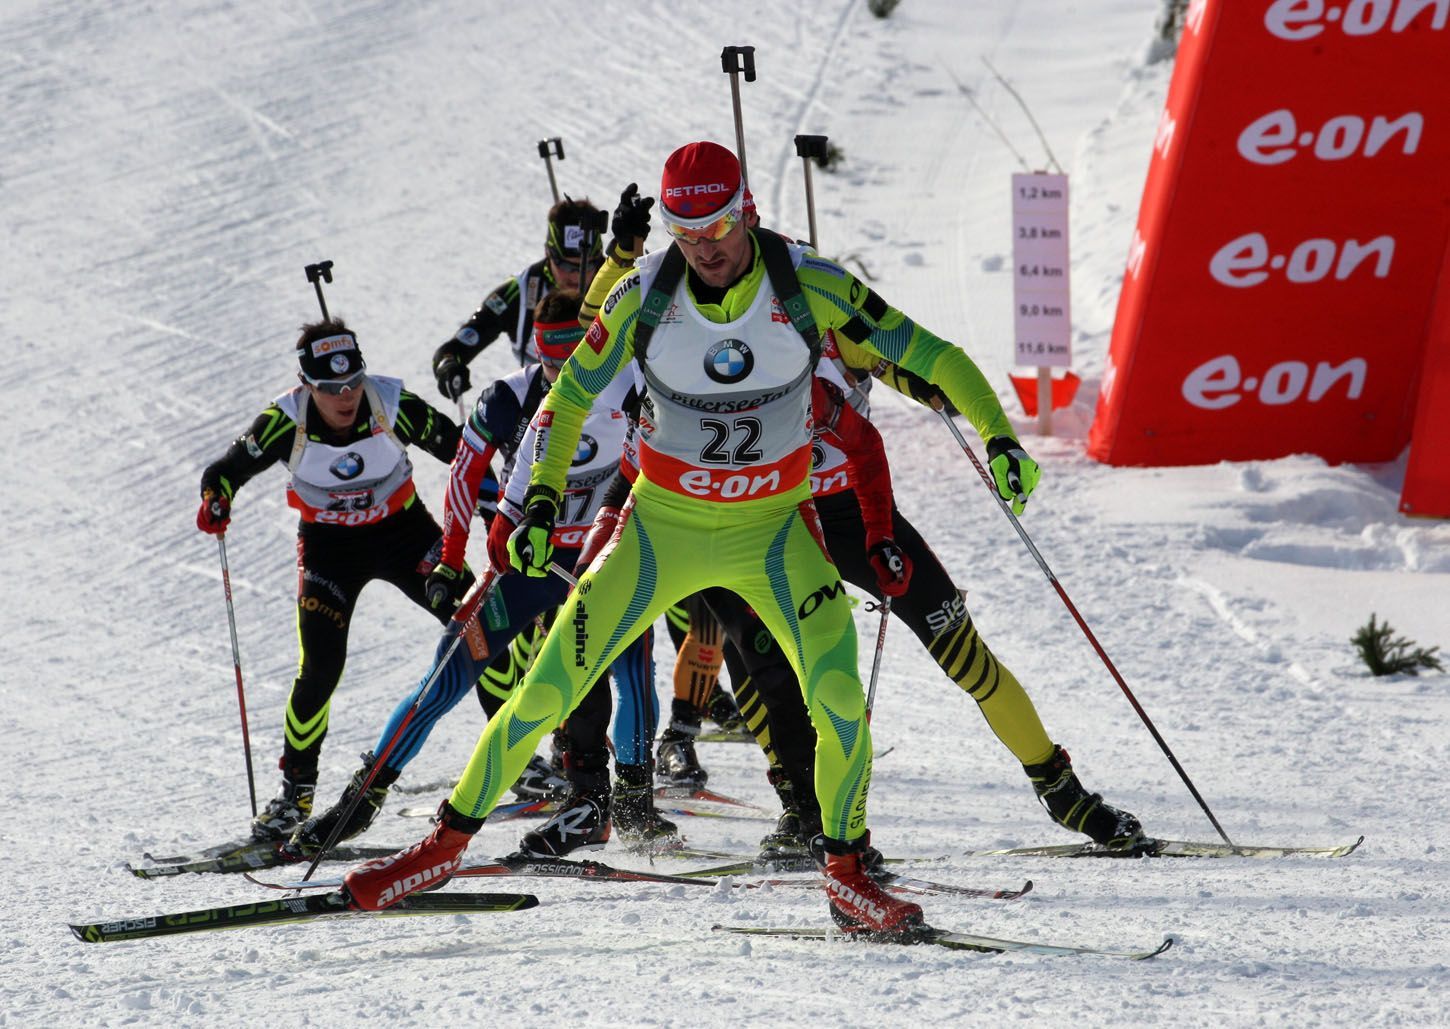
935, 407, 1236, 846
216, 534, 258, 817
864, 597, 891, 722
578, 208, 607, 295
538, 138, 564, 204
304, 261, 333, 320
720, 45, 756, 188
794, 135, 830, 249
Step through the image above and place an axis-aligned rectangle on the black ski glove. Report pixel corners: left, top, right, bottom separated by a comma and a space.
424, 562, 469, 612
608, 183, 654, 259
435, 353, 471, 401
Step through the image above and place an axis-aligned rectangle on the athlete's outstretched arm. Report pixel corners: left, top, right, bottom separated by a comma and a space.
432, 276, 521, 380
199, 405, 294, 502
797, 258, 1013, 445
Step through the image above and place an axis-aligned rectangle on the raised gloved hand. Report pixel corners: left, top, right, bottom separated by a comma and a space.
866, 536, 913, 598
507, 486, 560, 577
424, 561, 467, 612
435, 353, 471, 401
986, 435, 1041, 515
486, 512, 518, 574
608, 182, 654, 259
196, 488, 231, 536
576, 506, 622, 572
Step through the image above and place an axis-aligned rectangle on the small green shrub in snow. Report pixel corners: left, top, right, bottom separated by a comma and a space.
1352, 614, 1442, 676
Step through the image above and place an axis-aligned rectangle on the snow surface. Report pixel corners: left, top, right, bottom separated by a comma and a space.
5, 0, 1449, 1025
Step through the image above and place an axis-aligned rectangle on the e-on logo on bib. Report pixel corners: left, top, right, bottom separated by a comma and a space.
573, 433, 598, 466
704, 339, 754, 385
330, 452, 366, 480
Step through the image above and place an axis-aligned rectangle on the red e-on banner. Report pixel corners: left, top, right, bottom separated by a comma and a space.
1088, 0, 1450, 505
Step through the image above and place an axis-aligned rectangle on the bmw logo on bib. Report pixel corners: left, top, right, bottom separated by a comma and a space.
573, 433, 598, 466
330, 451, 365, 480
704, 339, 754, 385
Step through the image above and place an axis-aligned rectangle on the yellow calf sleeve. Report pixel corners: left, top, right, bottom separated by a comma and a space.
730, 675, 776, 765
928, 616, 1053, 765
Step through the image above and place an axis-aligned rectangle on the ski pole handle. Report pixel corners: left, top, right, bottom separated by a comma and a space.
578, 208, 608, 294
537, 137, 564, 204
720, 46, 756, 188
304, 261, 334, 320
794, 135, 830, 249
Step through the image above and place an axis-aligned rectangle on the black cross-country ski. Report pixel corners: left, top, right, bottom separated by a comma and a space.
960, 835, 1364, 859
674, 854, 943, 877
674, 857, 1025, 899
127, 840, 399, 879
254, 854, 724, 891
249, 853, 1015, 899
713, 924, 1172, 959
70, 891, 538, 943
396, 798, 768, 822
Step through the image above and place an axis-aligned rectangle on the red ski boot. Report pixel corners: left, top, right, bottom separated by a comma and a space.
818, 835, 925, 937
343, 801, 481, 910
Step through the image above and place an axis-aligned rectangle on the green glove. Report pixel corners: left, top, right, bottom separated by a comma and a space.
986, 436, 1040, 515
508, 485, 561, 577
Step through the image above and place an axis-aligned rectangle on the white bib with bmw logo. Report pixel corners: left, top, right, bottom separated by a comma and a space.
276, 375, 416, 525
502, 371, 636, 543
632, 243, 816, 502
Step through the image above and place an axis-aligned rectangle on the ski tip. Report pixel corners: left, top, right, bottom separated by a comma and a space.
126, 863, 176, 880
396, 891, 541, 912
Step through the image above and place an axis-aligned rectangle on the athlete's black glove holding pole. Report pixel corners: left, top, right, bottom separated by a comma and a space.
508, 485, 561, 577
434, 353, 471, 402
608, 183, 654, 260
424, 562, 474, 612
